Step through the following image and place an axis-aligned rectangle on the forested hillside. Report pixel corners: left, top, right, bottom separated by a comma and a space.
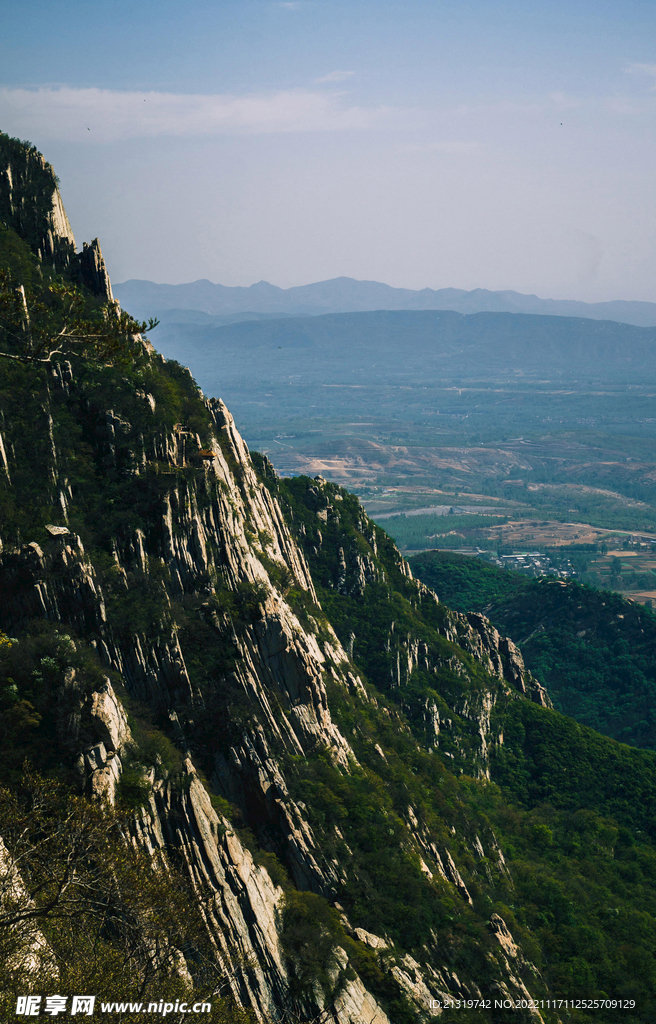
409, 551, 656, 750
1, 132, 656, 1023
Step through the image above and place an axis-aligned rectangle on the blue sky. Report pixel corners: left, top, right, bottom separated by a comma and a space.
2, 0, 656, 300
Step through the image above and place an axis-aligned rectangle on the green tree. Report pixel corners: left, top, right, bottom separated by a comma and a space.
0, 273, 157, 365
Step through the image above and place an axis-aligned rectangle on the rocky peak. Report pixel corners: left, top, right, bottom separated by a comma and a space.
0, 132, 76, 272
78, 238, 114, 302
0, 133, 112, 300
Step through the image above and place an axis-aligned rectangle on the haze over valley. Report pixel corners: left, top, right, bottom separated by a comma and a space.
4, 1, 656, 1018
133, 300, 656, 605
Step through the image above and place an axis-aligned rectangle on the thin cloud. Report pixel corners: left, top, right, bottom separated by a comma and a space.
398, 141, 481, 154
0, 86, 417, 142
547, 91, 583, 109
625, 62, 656, 76
606, 98, 643, 115
315, 71, 355, 84
625, 63, 656, 89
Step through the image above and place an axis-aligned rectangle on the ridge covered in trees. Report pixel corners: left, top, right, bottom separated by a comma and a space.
0, 134, 655, 1023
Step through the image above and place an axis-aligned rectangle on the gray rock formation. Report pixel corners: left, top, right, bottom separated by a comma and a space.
1, 133, 114, 300
78, 238, 114, 302
0, 361, 551, 1018
0, 160, 553, 1021
0, 134, 76, 272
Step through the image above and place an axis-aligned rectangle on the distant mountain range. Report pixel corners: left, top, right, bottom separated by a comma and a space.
114, 275, 656, 327
150, 309, 656, 392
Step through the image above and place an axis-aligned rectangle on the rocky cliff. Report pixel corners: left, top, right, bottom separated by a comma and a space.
2, 136, 654, 1024
0, 131, 112, 299
0, 338, 553, 1022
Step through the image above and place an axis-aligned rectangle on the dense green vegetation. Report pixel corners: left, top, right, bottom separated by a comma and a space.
380, 512, 507, 551
3, 133, 656, 1019
0, 132, 71, 266
2, 324, 656, 1020
409, 550, 656, 751
255, 465, 505, 719
0, 764, 253, 1023
247, 467, 656, 1020
0, 345, 212, 546
490, 580, 656, 750
0, 188, 259, 1017
408, 550, 529, 610
0, 623, 109, 784
0, 625, 253, 1024
484, 699, 656, 1011
0, 235, 156, 374
0, 223, 49, 290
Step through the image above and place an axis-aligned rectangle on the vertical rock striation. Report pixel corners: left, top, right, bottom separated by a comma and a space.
0, 137, 555, 1022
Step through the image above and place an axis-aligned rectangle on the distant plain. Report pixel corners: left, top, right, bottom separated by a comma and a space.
123, 296, 656, 602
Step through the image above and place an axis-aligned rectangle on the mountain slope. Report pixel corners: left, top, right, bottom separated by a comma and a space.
2, 133, 656, 1023
408, 551, 656, 751
0, 345, 552, 1021
145, 309, 656, 390
489, 579, 656, 750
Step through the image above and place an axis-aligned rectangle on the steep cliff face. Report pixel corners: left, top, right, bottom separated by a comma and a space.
0, 131, 113, 299
0, 346, 555, 1022
78, 238, 114, 302
0, 132, 76, 273
259, 470, 549, 786
4, 138, 656, 1024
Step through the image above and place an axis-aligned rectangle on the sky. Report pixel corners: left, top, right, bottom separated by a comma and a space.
1, 0, 656, 301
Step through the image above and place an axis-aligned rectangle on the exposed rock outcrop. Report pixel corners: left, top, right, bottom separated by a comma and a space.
0, 359, 551, 1017
1, 133, 115, 299
0, 150, 554, 1022
0, 133, 76, 272
78, 238, 114, 302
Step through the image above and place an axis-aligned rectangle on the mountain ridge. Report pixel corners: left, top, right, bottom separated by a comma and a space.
150, 308, 656, 391
3, 130, 656, 1023
114, 275, 656, 328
